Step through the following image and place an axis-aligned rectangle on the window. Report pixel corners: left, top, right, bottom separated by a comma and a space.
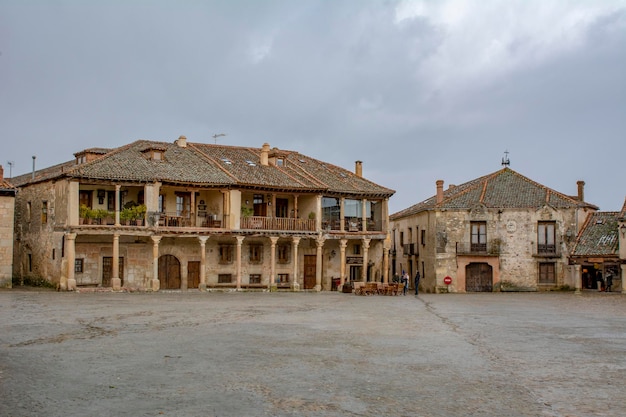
278, 273, 289, 284
278, 244, 290, 264
400, 231, 404, 246
249, 244, 263, 264
41, 201, 48, 224
539, 262, 556, 284
353, 244, 361, 255
158, 194, 165, 213
421, 229, 426, 246
471, 222, 487, 252
276, 158, 284, 166
219, 245, 234, 264
28, 254, 32, 272
27, 201, 31, 222
538, 222, 556, 254
218, 274, 232, 283
74, 259, 84, 273
249, 274, 261, 284
107, 191, 116, 211
176, 193, 191, 217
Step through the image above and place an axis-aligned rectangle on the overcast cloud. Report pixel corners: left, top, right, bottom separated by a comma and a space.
1, 0, 624, 213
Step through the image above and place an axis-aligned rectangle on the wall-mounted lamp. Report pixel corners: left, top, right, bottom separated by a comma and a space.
329, 249, 336, 260
268, 201, 272, 206
620, 224, 626, 238
245, 200, 249, 205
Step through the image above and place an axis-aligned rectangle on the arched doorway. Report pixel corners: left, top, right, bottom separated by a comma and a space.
466, 262, 493, 292
158, 255, 181, 289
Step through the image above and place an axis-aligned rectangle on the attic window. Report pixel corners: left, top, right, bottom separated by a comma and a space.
221, 157, 232, 165
141, 147, 166, 161
298, 159, 306, 163
596, 219, 604, 224
76, 155, 87, 165
340, 173, 347, 178
245, 160, 256, 166
276, 158, 284, 166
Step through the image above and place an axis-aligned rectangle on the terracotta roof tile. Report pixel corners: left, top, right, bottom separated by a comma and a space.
391, 167, 596, 220
572, 212, 619, 257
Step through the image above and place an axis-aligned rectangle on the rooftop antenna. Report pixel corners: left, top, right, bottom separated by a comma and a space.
501, 150, 510, 167
7, 161, 14, 178
32, 156, 36, 179
212, 133, 226, 144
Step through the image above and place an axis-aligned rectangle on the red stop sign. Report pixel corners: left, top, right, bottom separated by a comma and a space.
444, 276, 452, 285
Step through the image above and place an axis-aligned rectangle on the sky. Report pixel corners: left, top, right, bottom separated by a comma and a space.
1, 0, 625, 214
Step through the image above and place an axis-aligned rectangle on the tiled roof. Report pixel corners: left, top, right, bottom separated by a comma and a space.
571, 212, 619, 257
12, 139, 395, 197
391, 167, 595, 220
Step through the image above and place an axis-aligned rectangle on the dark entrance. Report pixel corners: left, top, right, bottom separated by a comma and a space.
159, 255, 181, 289
102, 257, 124, 287
466, 262, 493, 292
188, 261, 200, 289
303, 255, 316, 289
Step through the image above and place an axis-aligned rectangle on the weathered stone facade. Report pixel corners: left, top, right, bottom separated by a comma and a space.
11, 138, 394, 291
390, 168, 598, 293
0, 166, 16, 288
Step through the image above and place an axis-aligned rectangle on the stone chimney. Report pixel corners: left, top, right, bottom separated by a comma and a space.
355, 161, 363, 178
0, 165, 3, 181
260, 143, 270, 166
577, 180, 585, 202
176, 135, 187, 148
436, 180, 444, 204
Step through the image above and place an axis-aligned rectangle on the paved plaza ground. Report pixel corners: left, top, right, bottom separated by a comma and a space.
0, 289, 624, 417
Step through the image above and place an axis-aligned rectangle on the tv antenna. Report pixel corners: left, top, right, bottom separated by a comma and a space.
501, 150, 510, 167
7, 161, 14, 178
212, 133, 226, 144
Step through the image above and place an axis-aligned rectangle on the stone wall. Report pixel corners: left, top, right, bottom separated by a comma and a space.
0, 195, 15, 287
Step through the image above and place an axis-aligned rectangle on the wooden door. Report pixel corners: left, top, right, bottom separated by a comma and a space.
159, 255, 181, 289
303, 255, 316, 290
102, 257, 124, 287
188, 261, 200, 289
466, 263, 493, 292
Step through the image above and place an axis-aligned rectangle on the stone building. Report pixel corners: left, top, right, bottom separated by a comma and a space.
389, 166, 598, 293
0, 166, 16, 288
11, 136, 394, 291
569, 199, 626, 293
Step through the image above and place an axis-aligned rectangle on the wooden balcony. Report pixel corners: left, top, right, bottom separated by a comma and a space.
241, 216, 316, 231
456, 241, 501, 256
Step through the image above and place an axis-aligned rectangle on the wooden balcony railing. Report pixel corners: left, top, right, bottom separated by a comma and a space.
456, 241, 501, 255
241, 216, 316, 231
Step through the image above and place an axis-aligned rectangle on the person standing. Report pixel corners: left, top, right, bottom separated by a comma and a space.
414, 271, 421, 295
401, 272, 409, 295
606, 273, 613, 292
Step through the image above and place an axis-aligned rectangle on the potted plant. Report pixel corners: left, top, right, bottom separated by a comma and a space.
93, 209, 109, 225
241, 206, 253, 218
133, 204, 147, 226
120, 207, 133, 225
79, 205, 90, 224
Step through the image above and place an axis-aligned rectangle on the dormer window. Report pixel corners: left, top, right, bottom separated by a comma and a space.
276, 158, 284, 166
141, 147, 167, 161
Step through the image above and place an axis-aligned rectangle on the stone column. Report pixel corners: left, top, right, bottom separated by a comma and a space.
383, 243, 389, 284
198, 236, 209, 291
622, 264, 626, 294
151, 236, 161, 291
315, 236, 325, 291
65, 233, 77, 291
292, 237, 300, 291
339, 239, 347, 290
361, 238, 370, 282
574, 264, 582, 295
115, 185, 121, 226
112, 233, 121, 291
236, 236, 245, 290
269, 236, 279, 291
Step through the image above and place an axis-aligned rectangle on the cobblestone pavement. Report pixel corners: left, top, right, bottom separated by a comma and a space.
0, 289, 624, 417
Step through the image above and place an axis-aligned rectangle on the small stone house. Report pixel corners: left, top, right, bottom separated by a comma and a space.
0, 166, 16, 288
11, 136, 394, 291
390, 167, 598, 293
569, 199, 626, 293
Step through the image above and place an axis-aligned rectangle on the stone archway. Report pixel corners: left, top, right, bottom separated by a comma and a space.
158, 254, 181, 289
